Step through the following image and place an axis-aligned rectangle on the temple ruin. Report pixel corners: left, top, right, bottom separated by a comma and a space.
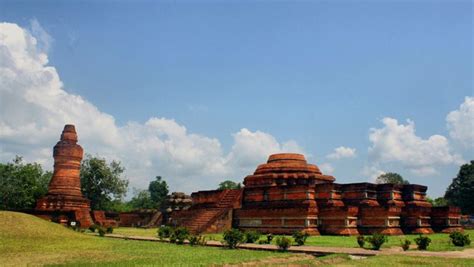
35, 125, 93, 227
174, 153, 462, 235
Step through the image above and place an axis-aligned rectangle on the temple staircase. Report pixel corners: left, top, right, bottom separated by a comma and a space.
176, 189, 242, 234
143, 211, 162, 228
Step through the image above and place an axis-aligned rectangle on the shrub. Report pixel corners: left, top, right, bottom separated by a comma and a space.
275, 236, 291, 251
450, 231, 471, 247
401, 239, 411, 251
267, 233, 273, 243
171, 227, 189, 245
98, 227, 106, 237
106, 226, 114, 234
158, 226, 173, 240
244, 230, 261, 243
414, 235, 431, 250
366, 233, 387, 250
189, 235, 207, 246
89, 224, 98, 233
292, 231, 309, 246
357, 235, 365, 248
222, 228, 244, 249
257, 240, 267, 244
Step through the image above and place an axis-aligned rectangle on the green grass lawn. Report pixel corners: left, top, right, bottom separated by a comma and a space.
2, 211, 473, 266
113, 226, 473, 252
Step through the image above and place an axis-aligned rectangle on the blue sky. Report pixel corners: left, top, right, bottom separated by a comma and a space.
0, 0, 472, 197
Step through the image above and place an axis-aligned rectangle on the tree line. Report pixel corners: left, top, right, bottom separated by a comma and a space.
0, 155, 473, 215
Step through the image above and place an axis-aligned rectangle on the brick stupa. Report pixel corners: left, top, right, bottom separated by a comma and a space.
35, 125, 93, 227
235, 153, 335, 235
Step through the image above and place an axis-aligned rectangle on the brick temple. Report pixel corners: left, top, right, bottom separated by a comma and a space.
35, 125, 93, 227
173, 153, 462, 235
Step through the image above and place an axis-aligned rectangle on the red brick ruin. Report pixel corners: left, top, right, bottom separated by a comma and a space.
175, 153, 462, 235
32, 126, 462, 234
35, 125, 93, 227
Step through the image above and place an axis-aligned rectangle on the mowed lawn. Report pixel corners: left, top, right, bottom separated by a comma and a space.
2, 211, 473, 266
114, 227, 474, 252
0, 211, 289, 266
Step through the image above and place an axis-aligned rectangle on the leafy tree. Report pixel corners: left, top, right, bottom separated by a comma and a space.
80, 154, 129, 210
218, 180, 241, 190
432, 197, 448, 207
148, 176, 169, 209
445, 160, 474, 214
0, 156, 51, 210
375, 172, 409, 185
129, 189, 155, 210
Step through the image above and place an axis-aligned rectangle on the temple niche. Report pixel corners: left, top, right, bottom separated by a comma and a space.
35, 125, 93, 228
172, 153, 462, 235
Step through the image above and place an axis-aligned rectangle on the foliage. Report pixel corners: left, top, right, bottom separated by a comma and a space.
189, 235, 207, 246
445, 160, 474, 214
222, 228, 244, 249
80, 154, 129, 210
357, 235, 365, 248
129, 189, 155, 210
414, 235, 431, 250
158, 226, 173, 240
366, 233, 387, 250
244, 230, 261, 243
449, 231, 471, 247
171, 227, 189, 245
102, 199, 134, 213
0, 156, 52, 210
106, 226, 114, 234
275, 236, 291, 251
401, 239, 411, 251
375, 172, 409, 185
148, 176, 169, 209
267, 233, 273, 243
98, 227, 106, 237
89, 224, 98, 233
218, 180, 242, 190
292, 231, 309, 246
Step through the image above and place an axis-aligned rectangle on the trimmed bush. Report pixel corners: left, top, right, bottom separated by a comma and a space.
89, 224, 98, 233
158, 226, 173, 240
267, 234, 274, 243
292, 231, 309, 246
98, 227, 106, 237
450, 231, 471, 247
357, 235, 365, 248
106, 226, 113, 234
401, 239, 411, 251
222, 228, 244, 249
414, 235, 431, 250
172, 227, 189, 245
244, 230, 261, 243
189, 235, 207, 246
275, 236, 291, 251
366, 233, 387, 250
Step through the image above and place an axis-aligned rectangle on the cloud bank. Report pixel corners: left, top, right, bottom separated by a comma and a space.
0, 22, 304, 193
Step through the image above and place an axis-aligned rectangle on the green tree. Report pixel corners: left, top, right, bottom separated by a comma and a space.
375, 172, 409, 185
445, 160, 474, 214
218, 180, 241, 190
129, 189, 155, 210
0, 156, 52, 210
148, 176, 168, 209
80, 154, 129, 210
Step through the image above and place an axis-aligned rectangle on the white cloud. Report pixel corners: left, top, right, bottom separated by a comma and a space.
319, 163, 334, 174
327, 146, 357, 160
0, 21, 305, 193
447, 96, 474, 148
368, 117, 463, 176
361, 165, 386, 182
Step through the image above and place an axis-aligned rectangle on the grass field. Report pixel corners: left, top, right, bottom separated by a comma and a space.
1, 211, 473, 266
114, 226, 474, 251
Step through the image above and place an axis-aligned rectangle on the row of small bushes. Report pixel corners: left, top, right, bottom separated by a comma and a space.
221, 229, 310, 250
157, 226, 207, 246
89, 224, 113, 237
357, 230, 470, 251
